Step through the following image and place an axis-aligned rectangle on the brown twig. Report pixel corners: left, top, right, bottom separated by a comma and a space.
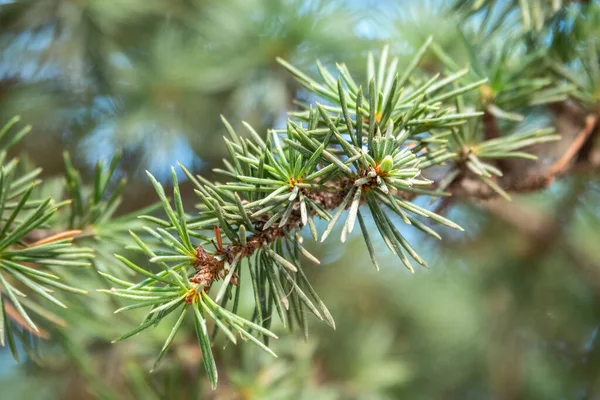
445, 112, 599, 199
547, 114, 598, 178
28, 229, 83, 247
3, 301, 49, 339
188, 181, 353, 292
189, 107, 600, 291
483, 108, 500, 140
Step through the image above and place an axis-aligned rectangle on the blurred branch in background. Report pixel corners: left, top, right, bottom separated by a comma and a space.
0, 0, 365, 177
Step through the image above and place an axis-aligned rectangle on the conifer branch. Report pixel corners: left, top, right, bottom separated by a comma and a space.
3, 0, 600, 396
100, 27, 600, 384
0, 117, 92, 352
101, 41, 487, 386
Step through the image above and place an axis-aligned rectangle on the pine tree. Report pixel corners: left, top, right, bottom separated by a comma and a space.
1, 0, 600, 398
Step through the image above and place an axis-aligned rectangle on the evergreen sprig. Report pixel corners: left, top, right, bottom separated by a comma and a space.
102, 40, 492, 387
414, 24, 570, 198
61, 151, 161, 274
453, 0, 565, 33
0, 117, 92, 356
546, 2, 600, 109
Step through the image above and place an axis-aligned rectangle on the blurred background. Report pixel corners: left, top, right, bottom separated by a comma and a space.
2, 0, 600, 399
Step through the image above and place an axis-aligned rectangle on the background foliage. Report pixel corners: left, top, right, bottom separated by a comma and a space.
2, 0, 600, 399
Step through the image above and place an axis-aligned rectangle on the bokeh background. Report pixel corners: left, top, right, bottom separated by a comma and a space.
2, 0, 600, 399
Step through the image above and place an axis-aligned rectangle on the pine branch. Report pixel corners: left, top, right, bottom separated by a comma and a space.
0, 117, 92, 352
99, 3, 600, 390
100, 41, 486, 387
435, 111, 599, 199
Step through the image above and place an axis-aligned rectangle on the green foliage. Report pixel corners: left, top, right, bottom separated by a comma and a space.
95, 5, 600, 380
453, 0, 566, 32
98, 41, 495, 384
60, 151, 160, 274
0, 117, 92, 354
0, 0, 364, 170
546, 2, 600, 108
2, 0, 600, 398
